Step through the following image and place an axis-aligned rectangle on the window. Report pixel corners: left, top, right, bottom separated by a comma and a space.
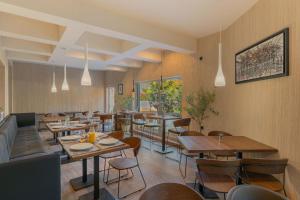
136, 77, 183, 114
106, 87, 115, 113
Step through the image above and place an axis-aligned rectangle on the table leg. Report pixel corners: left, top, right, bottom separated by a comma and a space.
70, 158, 94, 191
130, 114, 133, 136
102, 120, 105, 132
154, 119, 173, 154
94, 156, 100, 198
236, 152, 243, 185
114, 114, 118, 131
79, 156, 115, 200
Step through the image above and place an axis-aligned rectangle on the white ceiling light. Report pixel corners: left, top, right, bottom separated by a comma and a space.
61, 64, 70, 91
51, 67, 57, 93
214, 27, 226, 87
81, 43, 92, 86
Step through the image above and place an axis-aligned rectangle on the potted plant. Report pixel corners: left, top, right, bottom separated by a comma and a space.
185, 88, 218, 132
114, 95, 133, 112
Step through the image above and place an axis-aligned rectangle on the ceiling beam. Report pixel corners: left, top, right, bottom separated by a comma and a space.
0, 0, 197, 53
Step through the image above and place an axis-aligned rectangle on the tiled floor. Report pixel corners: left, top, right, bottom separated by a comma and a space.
40, 130, 220, 200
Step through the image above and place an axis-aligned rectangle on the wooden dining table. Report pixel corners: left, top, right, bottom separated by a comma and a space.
178, 135, 278, 198
46, 122, 97, 143
58, 136, 129, 200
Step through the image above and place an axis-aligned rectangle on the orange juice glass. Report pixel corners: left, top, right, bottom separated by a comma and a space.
88, 132, 96, 143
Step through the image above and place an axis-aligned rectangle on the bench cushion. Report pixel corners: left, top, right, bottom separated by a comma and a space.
10, 126, 45, 159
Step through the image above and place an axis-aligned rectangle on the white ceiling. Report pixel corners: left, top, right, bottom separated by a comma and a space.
0, 0, 257, 71
92, 0, 258, 38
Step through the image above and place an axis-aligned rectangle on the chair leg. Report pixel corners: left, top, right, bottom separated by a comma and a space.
117, 170, 121, 199
193, 177, 197, 189
106, 164, 111, 183
184, 155, 188, 177
283, 188, 287, 197
224, 193, 226, 200
102, 158, 107, 182
116, 166, 146, 199
137, 165, 147, 189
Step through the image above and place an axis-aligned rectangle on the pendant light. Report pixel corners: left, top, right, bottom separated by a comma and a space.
214, 27, 226, 87
81, 43, 92, 86
51, 66, 57, 93
61, 64, 69, 91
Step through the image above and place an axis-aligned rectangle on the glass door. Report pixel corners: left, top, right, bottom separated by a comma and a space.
106, 87, 115, 113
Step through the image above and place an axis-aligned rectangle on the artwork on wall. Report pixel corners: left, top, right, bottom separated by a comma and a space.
235, 28, 289, 84
118, 83, 123, 95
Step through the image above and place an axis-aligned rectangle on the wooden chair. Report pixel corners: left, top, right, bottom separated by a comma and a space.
100, 131, 124, 182
179, 131, 204, 178
167, 118, 191, 150
195, 159, 240, 199
107, 137, 146, 198
208, 131, 236, 159
139, 183, 203, 200
58, 113, 66, 117
132, 113, 146, 133
82, 111, 89, 116
143, 115, 160, 150
100, 114, 113, 132
241, 158, 288, 196
227, 185, 289, 200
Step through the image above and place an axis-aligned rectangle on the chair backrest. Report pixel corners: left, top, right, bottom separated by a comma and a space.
134, 113, 145, 121
242, 158, 288, 175
227, 185, 289, 200
208, 130, 232, 136
82, 111, 89, 116
122, 137, 141, 157
196, 159, 240, 177
71, 117, 80, 121
173, 118, 191, 128
100, 114, 113, 121
108, 131, 124, 140
182, 131, 204, 136
58, 113, 66, 117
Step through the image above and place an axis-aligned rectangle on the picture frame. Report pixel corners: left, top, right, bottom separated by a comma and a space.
235, 28, 289, 84
118, 83, 123, 95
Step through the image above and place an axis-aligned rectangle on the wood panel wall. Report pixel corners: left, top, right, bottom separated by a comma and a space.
11, 62, 105, 113
197, 0, 300, 198
106, 0, 300, 198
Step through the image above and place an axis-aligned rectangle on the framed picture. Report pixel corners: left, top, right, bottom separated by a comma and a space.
235, 28, 289, 84
118, 83, 123, 95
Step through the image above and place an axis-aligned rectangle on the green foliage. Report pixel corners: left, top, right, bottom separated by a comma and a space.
142, 80, 182, 114
114, 95, 132, 112
185, 89, 218, 131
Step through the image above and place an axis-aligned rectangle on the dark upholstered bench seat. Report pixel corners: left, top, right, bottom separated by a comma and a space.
0, 113, 60, 200
0, 115, 45, 161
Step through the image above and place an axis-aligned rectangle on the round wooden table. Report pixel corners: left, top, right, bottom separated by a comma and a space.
139, 183, 203, 200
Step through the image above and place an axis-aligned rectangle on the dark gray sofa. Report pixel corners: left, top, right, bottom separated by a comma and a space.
0, 113, 61, 200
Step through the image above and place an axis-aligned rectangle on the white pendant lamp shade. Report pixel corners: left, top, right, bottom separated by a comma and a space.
51, 71, 57, 93
81, 43, 92, 86
61, 64, 69, 91
214, 43, 226, 87
214, 29, 226, 87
